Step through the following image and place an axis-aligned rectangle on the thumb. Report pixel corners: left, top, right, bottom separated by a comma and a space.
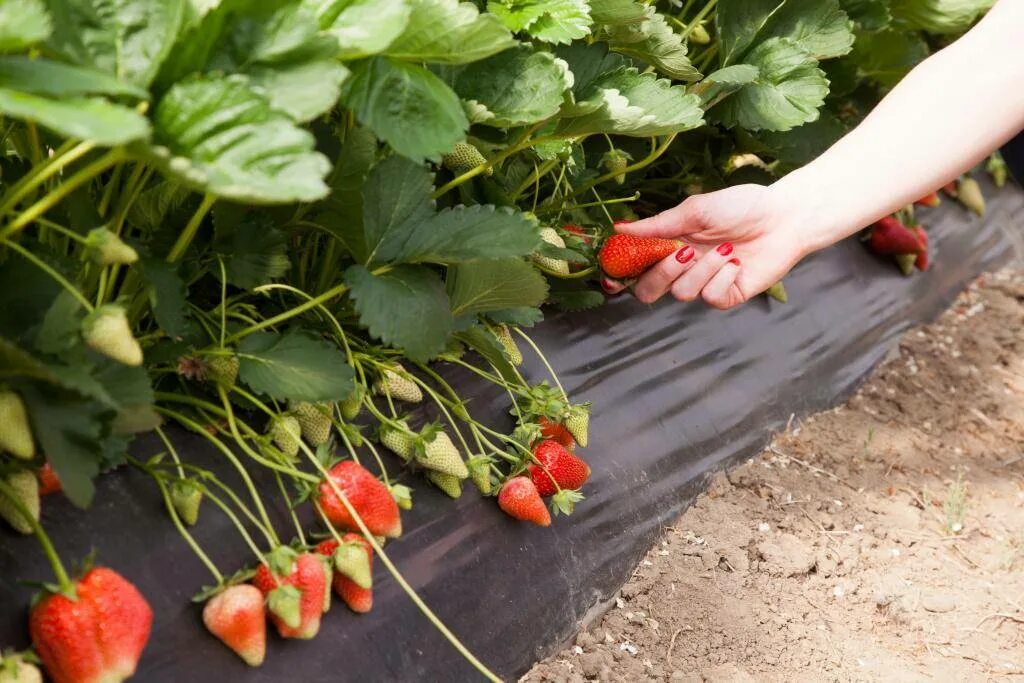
615, 196, 709, 239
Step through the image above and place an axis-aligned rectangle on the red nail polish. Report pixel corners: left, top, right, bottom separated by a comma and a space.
717, 242, 734, 256
675, 246, 695, 264
729, 258, 740, 266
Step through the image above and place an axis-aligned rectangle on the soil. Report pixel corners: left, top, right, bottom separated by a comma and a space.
524, 270, 1024, 683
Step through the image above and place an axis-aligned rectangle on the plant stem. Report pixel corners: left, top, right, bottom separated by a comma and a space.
0, 148, 126, 239
167, 193, 215, 263
1, 238, 94, 310
0, 478, 73, 594
513, 327, 568, 402
432, 123, 550, 199
0, 140, 92, 217
572, 134, 678, 197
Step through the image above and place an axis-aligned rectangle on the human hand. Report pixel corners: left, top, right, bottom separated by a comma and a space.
602, 184, 809, 309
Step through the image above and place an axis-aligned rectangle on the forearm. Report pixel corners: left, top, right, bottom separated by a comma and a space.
773, 0, 1024, 255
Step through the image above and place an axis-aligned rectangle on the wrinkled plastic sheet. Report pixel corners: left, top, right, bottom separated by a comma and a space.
2, 179, 1022, 682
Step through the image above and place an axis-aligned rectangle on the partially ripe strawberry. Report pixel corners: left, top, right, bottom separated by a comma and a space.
538, 417, 575, 450
316, 534, 374, 614
253, 551, 326, 640
498, 477, 551, 527
37, 463, 62, 496
202, 584, 266, 667
318, 461, 402, 539
868, 217, 924, 256
528, 440, 591, 497
915, 192, 941, 208
598, 234, 682, 279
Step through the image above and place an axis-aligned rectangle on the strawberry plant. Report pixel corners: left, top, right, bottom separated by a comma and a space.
0, 0, 998, 679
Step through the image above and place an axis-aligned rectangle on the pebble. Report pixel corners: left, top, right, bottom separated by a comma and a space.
921, 593, 957, 613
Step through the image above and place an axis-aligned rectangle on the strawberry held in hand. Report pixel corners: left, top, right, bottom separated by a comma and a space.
202, 584, 266, 666
253, 549, 327, 639
528, 439, 591, 497
599, 234, 682, 279
30, 567, 152, 683
318, 460, 402, 538
498, 477, 551, 527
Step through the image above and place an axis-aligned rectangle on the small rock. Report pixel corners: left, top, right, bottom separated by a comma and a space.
579, 652, 604, 678
921, 593, 957, 613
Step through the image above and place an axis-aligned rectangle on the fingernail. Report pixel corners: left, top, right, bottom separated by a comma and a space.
729, 258, 740, 266
601, 277, 621, 294
675, 246, 695, 264
717, 243, 734, 256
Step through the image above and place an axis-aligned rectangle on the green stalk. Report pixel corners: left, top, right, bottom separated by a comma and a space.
2, 238, 94, 310
512, 327, 568, 402
432, 123, 552, 199
0, 148, 126, 239
572, 134, 677, 197
166, 193, 215, 263
0, 477, 73, 594
0, 140, 91, 217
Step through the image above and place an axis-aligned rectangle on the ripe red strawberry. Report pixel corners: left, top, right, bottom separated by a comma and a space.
598, 234, 682, 279
942, 181, 958, 198
318, 461, 402, 539
868, 217, 925, 255
915, 192, 941, 208
253, 550, 326, 640
202, 584, 266, 667
538, 417, 575, 450
498, 477, 551, 527
316, 534, 374, 614
914, 226, 929, 271
528, 440, 591, 497
37, 463, 62, 496
30, 567, 153, 683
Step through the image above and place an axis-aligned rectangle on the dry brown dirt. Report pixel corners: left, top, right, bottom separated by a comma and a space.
524, 270, 1024, 683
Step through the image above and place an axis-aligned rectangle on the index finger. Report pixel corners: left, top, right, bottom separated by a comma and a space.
615, 196, 708, 239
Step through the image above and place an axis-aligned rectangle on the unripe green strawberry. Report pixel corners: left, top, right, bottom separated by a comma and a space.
390, 483, 413, 510
416, 431, 468, 479
82, 304, 143, 366
0, 653, 42, 683
466, 455, 493, 495
987, 152, 1008, 188
895, 253, 917, 277
291, 402, 333, 446
0, 390, 34, 459
602, 149, 629, 185
379, 420, 415, 461
170, 478, 203, 526
206, 355, 239, 387
340, 386, 363, 421
442, 142, 492, 176
765, 282, 788, 304
531, 227, 570, 275
690, 22, 711, 44
374, 364, 422, 403
85, 227, 138, 266
0, 470, 39, 534
495, 325, 522, 366
332, 538, 373, 589
565, 404, 590, 448
958, 177, 986, 216
427, 471, 463, 499
269, 416, 301, 457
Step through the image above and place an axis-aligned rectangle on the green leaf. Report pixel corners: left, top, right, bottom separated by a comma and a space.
445, 45, 572, 127
0, 55, 148, 98
385, 205, 541, 264
549, 288, 604, 312
712, 38, 829, 132
310, 0, 411, 59
213, 215, 290, 289
694, 64, 760, 108
848, 28, 929, 88
588, 0, 646, 25
602, 6, 701, 81
716, 0, 784, 66
839, 0, 891, 30
0, 0, 52, 53
488, 0, 592, 45
20, 382, 106, 508
35, 291, 85, 355
238, 329, 355, 402
388, 0, 517, 63
126, 180, 191, 232
486, 306, 544, 327
139, 258, 190, 338
342, 57, 467, 162
312, 124, 378, 260
0, 89, 150, 144
757, 0, 854, 60
558, 56, 704, 136
147, 74, 330, 203
446, 258, 548, 317
456, 324, 518, 383
890, 0, 993, 34
94, 360, 156, 435
360, 154, 434, 264
45, 0, 186, 88
344, 264, 452, 362
760, 113, 846, 166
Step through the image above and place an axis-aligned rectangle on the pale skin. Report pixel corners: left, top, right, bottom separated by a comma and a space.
610, 0, 1024, 310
